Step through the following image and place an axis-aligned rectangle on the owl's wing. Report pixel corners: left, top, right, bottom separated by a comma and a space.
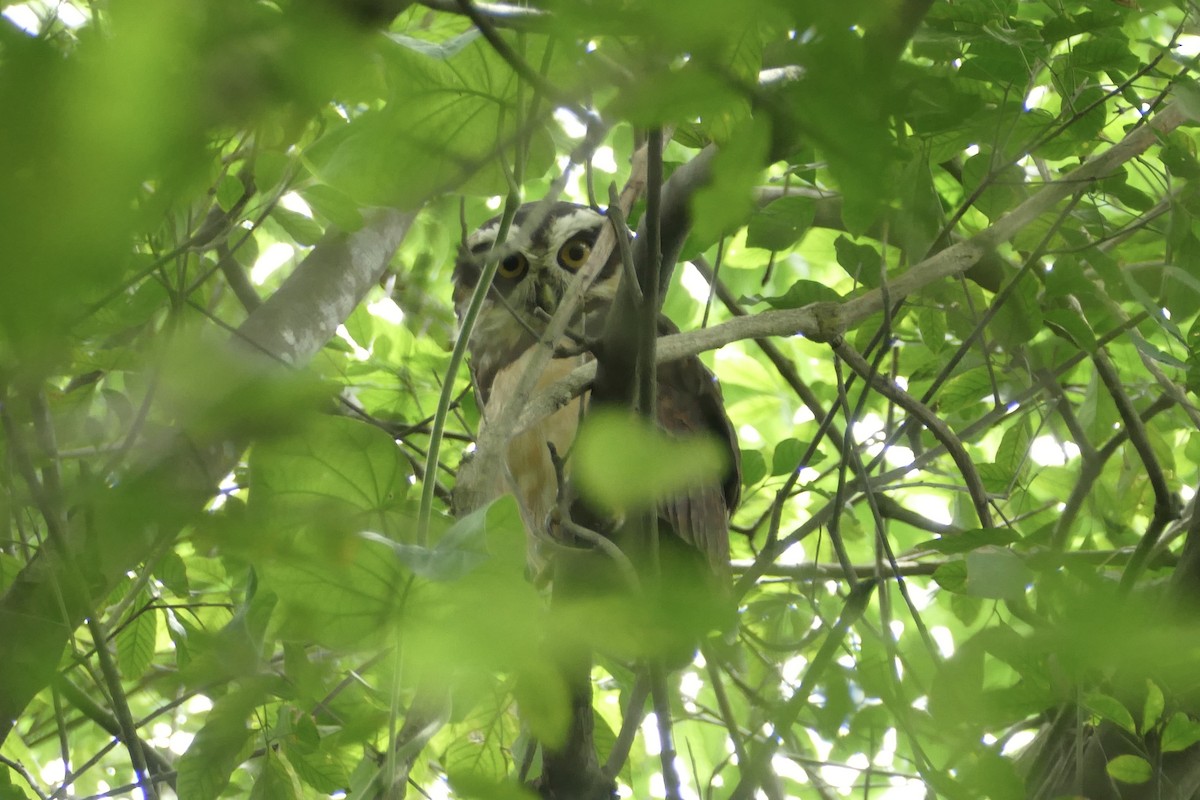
654, 317, 740, 577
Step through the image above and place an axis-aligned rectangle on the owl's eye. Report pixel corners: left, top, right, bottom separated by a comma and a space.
557, 236, 593, 271
497, 252, 528, 279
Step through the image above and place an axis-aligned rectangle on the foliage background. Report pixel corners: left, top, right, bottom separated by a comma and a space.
3, 0, 1200, 798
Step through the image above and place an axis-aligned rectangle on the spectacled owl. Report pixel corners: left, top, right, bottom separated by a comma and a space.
452, 200, 739, 579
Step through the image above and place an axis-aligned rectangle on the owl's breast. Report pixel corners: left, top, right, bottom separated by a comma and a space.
478, 348, 587, 551
468, 306, 539, 402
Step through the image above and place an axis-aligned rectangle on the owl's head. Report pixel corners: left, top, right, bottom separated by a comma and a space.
453, 201, 618, 397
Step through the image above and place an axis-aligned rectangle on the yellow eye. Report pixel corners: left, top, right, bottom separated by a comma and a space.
557, 236, 593, 271
497, 252, 528, 279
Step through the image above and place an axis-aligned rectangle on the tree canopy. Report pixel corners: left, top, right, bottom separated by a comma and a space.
3, 0, 1200, 798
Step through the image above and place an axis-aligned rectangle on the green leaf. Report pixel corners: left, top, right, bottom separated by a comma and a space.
1069, 36, 1139, 73
1085, 693, 1137, 734
771, 438, 807, 476
116, 598, 158, 679
271, 207, 324, 247
512, 661, 571, 750
833, 236, 883, 287
1106, 754, 1152, 785
690, 117, 770, 246
250, 416, 412, 542
1044, 308, 1097, 351
1175, 78, 1200, 123
960, 40, 1037, 86
965, 548, 1032, 600
177, 693, 256, 800
1161, 132, 1200, 180
915, 528, 1019, 555
343, 305, 376, 351
0, 552, 21, 595
611, 65, 744, 134
573, 409, 731, 512
0, 773, 30, 799
1143, 680, 1165, 732
992, 272, 1042, 348
933, 560, 968, 593
917, 306, 949, 352
950, 593, 983, 626
308, 32, 556, 206
746, 196, 816, 250
939, 368, 993, 410
977, 461, 1011, 495
250, 749, 303, 800
975, 625, 1042, 680
1133, 335, 1189, 370
299, 183, 364, 231
374, 495, 525, 581
896, 149, 944, 262
447, 771, 538, 800
994, 419, 1031, 478
749, 280, 841, 310
216, 173, 247, 212
959, 750, 1024, 800
961, 148, 1027, 218
261, 535, 407, 649
741, 449, 767, 486
1162, 712, 1200, 752
155, 550, 191, 597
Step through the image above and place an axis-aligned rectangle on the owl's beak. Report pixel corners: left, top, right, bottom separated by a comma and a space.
534, 272, 561, 316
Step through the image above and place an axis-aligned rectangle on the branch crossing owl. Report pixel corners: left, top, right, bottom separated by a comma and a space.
452, 200, 739, 577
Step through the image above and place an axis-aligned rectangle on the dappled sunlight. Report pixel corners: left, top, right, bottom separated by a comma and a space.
1, 1, 1196, 798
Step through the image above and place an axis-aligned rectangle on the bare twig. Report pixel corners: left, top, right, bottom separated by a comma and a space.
602, 674, 650, 779
0, 755, 51, 800
729, 580, 877, 800
1090, 338, 1182, 589
605, 184, 642, 306
832, 339, 993, 528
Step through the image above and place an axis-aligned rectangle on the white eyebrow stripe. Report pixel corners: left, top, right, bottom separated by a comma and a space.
467, 221, 528, 250
547, 208, 603, 244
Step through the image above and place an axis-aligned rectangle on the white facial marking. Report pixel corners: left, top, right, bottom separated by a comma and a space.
548, 207, 604, 247
466, 220, 513, 250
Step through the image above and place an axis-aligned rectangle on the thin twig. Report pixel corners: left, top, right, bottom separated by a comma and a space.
0, 755, 51, 800
730, 580, 877, 799
602, 673, 650, 779
606, 183, 642, 305
832, 339, 993, 528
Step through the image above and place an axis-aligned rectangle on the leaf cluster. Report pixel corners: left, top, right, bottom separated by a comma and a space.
3, 1, 1200, 799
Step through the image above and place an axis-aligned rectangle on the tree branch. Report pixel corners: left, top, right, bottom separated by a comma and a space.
510, 102, 1187, 438
0, 209, 415, 746
831, 338, 993, 529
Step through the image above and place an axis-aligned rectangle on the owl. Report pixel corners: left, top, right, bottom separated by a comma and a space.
452, 200, 739, 579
